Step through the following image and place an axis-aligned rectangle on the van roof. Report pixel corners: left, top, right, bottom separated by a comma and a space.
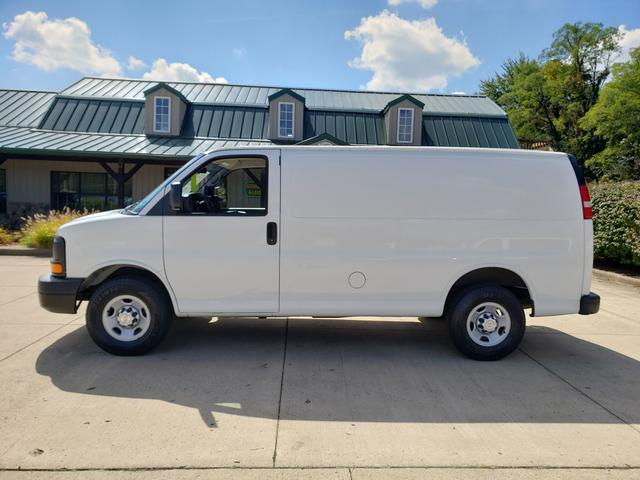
203, 144, 568, 158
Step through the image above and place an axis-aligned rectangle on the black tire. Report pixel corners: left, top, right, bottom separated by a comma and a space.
448, 285, 525, 361
86, 276, 172, 356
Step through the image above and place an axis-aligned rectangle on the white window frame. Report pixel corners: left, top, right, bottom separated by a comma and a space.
278, 102, 295, 138
397, 107, 414, 144
154, 96, 171, 133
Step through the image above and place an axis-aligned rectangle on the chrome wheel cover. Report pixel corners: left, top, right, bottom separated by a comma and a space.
466, 302, 511, 347
102, 295, 151, 342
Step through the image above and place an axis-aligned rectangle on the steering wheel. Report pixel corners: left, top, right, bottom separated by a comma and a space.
202, 185, 220, 213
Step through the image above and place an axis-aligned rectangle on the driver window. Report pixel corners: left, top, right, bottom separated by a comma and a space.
181, 157, 267, 215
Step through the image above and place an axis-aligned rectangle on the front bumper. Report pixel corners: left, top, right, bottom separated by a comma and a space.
38, 274, 83, 314
579, 292, 600, 315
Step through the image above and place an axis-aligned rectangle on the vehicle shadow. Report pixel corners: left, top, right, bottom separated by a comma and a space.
36, 316, 640, 427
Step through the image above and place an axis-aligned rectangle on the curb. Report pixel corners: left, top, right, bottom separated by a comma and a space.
0, 246, 50, 257
593, 268, 640, 288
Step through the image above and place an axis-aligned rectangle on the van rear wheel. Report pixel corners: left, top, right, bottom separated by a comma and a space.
448, 285, 525, 361
86, 277, 172, 356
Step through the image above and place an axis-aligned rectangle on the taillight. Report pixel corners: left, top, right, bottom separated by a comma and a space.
567, 154, 592, 220
579, 184, 592, 219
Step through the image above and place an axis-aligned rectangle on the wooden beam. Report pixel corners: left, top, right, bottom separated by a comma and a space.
117, 160, 126, 208
99, 160, 129, 208
123, 162, 144, 182
98, 160, 119, 180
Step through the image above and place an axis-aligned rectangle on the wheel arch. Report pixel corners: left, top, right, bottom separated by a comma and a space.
443, 266, 535, 316
78, 264, 178, 315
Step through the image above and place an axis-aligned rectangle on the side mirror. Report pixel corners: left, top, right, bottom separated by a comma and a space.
169, 182, 182, 211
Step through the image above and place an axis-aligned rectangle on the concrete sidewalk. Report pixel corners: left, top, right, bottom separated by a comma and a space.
0, 257, 639, 479
1, 468, 640, 479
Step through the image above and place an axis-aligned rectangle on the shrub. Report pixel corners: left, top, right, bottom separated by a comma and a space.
0, 227, 18, 245
590, 181, 640, 267
19, 209, 89, 249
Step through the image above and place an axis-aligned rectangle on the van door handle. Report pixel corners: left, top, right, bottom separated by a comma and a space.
266, 222, 277, 245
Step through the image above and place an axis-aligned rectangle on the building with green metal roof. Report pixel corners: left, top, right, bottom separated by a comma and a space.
0, 76, 519, 219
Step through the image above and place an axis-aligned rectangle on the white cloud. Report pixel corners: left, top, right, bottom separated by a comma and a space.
2, 10, 121, 75
2, 11, 230, 84
127, 55, 147, 71
451, 91, 466, 95
388, 0, 438, 9
141, 58, 228, 83
345, 11, 479, 91
617, 25, 640, 63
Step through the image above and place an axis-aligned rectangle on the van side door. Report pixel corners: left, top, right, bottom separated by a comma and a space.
163, 150, 280, 314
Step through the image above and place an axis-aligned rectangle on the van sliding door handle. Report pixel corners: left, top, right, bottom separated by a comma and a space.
266, 222, 278, 245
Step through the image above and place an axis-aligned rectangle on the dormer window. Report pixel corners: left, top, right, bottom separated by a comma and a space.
278, 102, 294, 138
154, 97, 170, 133
397, 108, 414, 143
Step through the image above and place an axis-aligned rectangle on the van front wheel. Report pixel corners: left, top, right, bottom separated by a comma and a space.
86, 277, 172, 356
448, 286, 525, 361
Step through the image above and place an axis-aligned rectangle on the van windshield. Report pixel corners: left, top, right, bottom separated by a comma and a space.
123, 154, 204, 215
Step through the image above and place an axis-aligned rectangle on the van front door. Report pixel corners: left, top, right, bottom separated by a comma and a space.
162, 150, 280, 314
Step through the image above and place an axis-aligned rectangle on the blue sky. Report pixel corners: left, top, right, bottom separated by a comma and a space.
1, 0, 639, 94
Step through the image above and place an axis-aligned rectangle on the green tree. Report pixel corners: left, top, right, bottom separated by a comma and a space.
581, 48, 640, 179
479, 54, 537, 104
480, 22, 621, 170
480, 56, 569, 149
544, 22, 621, 108
480, 55, 550, 141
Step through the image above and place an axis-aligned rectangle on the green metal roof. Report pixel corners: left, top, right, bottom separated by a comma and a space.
0, 117, 517, 158
40, 97, 145, 134
304, 110, 385, 145
0, 126, 268, 160
422, 116, 519, 148
0, 90, 56, 127
304, 110, 518, 148
182, 105, 268, 139
40, 98, 271, 140
0, 78, 520, 159
35, 96, 518, 148
62, 77, 506, 116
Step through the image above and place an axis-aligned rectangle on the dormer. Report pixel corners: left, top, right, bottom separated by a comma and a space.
143, 83, 189, 137
382, 94, 424, 146
268, 89, 305, 142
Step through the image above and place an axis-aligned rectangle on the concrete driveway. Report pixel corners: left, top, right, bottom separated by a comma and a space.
0, 256, 639, 479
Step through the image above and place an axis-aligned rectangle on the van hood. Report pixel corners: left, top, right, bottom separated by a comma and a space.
57, 209, 124, 233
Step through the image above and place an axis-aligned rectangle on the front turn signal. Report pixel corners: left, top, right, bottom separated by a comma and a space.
51, 261, 65, 277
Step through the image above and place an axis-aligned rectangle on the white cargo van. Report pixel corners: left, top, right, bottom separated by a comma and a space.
39, 146, 599, 360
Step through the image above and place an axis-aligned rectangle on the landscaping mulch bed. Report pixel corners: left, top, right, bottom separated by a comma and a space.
0, 244, 50, 257
594, 259, 640, 279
